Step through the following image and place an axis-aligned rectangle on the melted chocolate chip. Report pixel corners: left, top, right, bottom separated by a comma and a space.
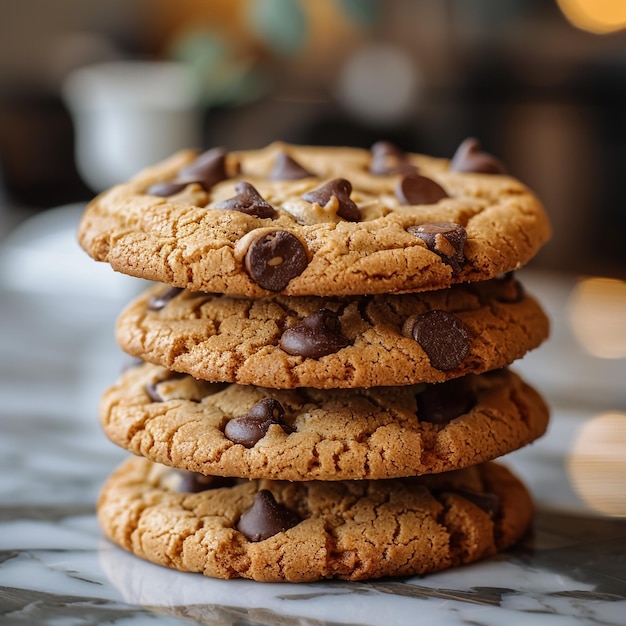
270, 151, 312, 180
224, 398, 289, 448
395, 173, 448, 206
214, 182, 276, 218
410, 310, 470, 370
407, 222, 467, 273
237, 490, 300, 542
301, 179, 361, 222
146, 181, 190, 197
417, 378, 475, 424
145, 372, 187, 402
244, 230, 308, 291
450, 138, 507, 175
178, 471, 238, 493
176, 147, 228, 187
147, 286, 183, 311
369, 141, 417, 175
280, 309, 350, 359
454, 489, 500, 518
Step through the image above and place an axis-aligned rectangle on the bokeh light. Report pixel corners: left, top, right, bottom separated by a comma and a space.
556, 0, 626, 34
567, 412, 626, 517
567, 277, 626, 359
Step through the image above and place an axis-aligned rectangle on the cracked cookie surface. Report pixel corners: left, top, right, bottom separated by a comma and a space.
100, 362, 549, 481
78, 143, 551, 297
97, 456, 532, 582
115, 277, 549, 388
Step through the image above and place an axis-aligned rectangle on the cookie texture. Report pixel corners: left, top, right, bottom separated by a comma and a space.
100, 362, 549, 481
97, 457, 533, 582
78, 143, 551, 297
115, 277, 549, 389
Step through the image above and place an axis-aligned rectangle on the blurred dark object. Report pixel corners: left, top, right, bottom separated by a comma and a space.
0, 87, 93, 208
585, 58, 626, 271
453, 44, 626, 279
284, 107, 423, 152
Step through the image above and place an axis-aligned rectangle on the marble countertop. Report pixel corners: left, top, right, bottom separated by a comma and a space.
0, 206, 625, 625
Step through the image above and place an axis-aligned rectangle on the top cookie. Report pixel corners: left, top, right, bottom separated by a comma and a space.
78, 140, 551, 297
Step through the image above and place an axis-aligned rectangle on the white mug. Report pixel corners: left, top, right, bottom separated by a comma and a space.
62, 61, 202, 191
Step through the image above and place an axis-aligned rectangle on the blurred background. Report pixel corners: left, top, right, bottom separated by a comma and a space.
0, 0, 626, 277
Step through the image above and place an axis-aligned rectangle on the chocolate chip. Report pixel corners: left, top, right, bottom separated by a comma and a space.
409, 310, 470, 370
371, 140, 403, 158
237, 490, 300, 542
455, 489, 500, 518
146, 147, 229, 196
146, 181, 190, 197
214, 182, 276, 219
407, 222, 466, 273
147, 286, 183, 311
145, 372, 187, 402
302, 179, 361, 222
176, 147, 228, 188
450, 138, 507, 175
369, 141, 417, 175
395, 173, 448, 206
280, 309, 350, 359
244, 230, 308, 291
270, 151, 312, 180
417, 378, 475, 424
144, 372, 223, 403
224, 398, 289, 448
178, 471, 238, 493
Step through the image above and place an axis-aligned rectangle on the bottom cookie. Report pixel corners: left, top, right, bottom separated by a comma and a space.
98, 457, 532, 582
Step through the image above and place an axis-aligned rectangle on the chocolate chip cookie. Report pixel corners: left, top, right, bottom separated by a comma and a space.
100, 362, 549, 481
97, 456, 533, 582
77, 141, 551, 297
115, 275, 549, 388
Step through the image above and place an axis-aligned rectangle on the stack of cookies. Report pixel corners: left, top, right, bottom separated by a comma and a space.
78, 139, 551, 582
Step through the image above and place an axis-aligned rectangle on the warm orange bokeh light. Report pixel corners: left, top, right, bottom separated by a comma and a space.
568, 412, 626, 517
567, 277, 626, 359
557, 0, 626, 34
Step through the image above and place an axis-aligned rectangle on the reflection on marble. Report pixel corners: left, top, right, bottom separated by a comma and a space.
1, 257, 625, 625
1, 507, 624, 626
94, 516, 626, 625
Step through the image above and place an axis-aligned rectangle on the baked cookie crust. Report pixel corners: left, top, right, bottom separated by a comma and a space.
97, 457, 533, 582
100, 362, 549, 481
78, 143, 551, 297
115, 277, 549, 389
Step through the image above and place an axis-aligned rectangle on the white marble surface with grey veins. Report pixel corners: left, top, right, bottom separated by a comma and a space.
0, 207, 625, 625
